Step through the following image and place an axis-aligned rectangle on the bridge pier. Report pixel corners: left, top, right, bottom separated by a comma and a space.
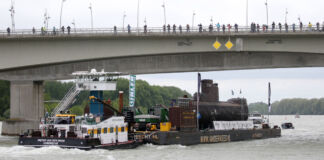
1, 81, 44, 135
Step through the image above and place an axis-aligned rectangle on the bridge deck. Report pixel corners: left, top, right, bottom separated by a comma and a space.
1, 26, 324, 39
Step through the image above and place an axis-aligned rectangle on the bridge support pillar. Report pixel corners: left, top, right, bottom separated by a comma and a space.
1, 81, 44, 135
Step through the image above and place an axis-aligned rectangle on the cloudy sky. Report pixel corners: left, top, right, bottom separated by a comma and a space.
1, 0, 324, 103
1, 0, 324, 29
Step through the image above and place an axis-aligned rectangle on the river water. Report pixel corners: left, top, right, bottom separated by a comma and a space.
0, 115, 324, 160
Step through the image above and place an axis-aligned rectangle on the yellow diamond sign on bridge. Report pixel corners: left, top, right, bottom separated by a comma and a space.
213, 40, 222, 50
225, 40, 234, 50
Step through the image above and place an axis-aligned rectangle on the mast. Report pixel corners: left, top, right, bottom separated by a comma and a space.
268, 82, 271, 123
197, 73, 201, 130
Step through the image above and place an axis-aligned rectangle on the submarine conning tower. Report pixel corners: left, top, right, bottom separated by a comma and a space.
200, 79, 219, 102
192, 79, 249, 129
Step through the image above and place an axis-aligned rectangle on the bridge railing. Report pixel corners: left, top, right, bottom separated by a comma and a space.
0, 25, 323, 38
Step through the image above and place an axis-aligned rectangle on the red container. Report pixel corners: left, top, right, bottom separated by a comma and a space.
180, 106, 197, 129
169, 107, 180, 128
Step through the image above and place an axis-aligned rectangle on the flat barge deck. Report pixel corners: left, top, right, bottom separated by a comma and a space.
147, 128, 281, 145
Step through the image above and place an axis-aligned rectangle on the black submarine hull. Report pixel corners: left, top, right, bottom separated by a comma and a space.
148, 128, 281, 145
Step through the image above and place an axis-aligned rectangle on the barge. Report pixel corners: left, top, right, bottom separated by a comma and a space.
135, 79, 280, 145
18, 71, 281, 149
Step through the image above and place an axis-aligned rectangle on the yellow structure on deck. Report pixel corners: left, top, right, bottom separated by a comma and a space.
160, 122, 171, 131
55, 114, 76, 124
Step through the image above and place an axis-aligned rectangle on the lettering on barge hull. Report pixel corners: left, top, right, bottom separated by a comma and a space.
37, 139, 66, 145
200, 135, 231, 143
252, 133, 263, 139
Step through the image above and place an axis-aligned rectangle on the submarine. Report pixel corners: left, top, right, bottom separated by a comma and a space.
141, 79, 281, 145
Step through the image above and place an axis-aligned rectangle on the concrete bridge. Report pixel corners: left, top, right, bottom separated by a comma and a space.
1, 27, 324, 135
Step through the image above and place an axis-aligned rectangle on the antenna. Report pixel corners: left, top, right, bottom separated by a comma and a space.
9, 0, 15, 31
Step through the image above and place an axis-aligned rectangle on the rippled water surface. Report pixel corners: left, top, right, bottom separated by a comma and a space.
1, 115, 324, 160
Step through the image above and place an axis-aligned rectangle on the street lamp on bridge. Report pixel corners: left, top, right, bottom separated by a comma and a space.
59, 0, 66, 29
246, 0, 249, 27
162, 0, 167, 26
89, 3, 93, 30
137, 0, 140, 34
265, 0, 269, 26
285, 8, 288, 24
210, 16, 213, 25
123, 12, 126, 32
72, 19, 76, 32
192, 11, 196, 29
9, 0, 15, 32
43, 9, 50, 30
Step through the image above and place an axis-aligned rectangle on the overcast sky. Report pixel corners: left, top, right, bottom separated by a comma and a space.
1, 0, 324, 29
1, 0, 324, 103
137, 68, 324, 103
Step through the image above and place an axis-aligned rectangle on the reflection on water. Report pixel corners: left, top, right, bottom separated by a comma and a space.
1, 116, 324, 160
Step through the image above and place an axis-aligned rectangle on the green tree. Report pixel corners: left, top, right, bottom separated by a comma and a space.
0, 80, 10, 119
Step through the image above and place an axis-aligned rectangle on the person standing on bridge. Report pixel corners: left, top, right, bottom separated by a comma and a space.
172, 24, 176, 34
167, 24, 171, 34
114, 26, 117, 35
144, 24, 147, 34
186, 24, 190, 32
322, 21, 324, 31
179, 25, 183, 34
262, 25, 266, 32
257, 24, 260, 33
41, 27, 45, 35
316, 22, 320, 31
163, 25, 166, 33
216, 23, 220, 33
53, 26, 56, 35
198, 24, 203, 33
292, 23, 296, 32
6, 27, 10, 36
128, 24, 131, 34
32, 27, 36, 34
209, 24, 213, 33
308, 22, 312, 31
61, 26, 65, 34
251, 22, 254, 32
285, 23, 288, 32
227, 24, 231, 32
278, 22, 282, 32
271, 22, 275, 32
222, 24, 225, 33
234, 23, 238, 33
299, 22, 303, 32
67, 26, 71, 35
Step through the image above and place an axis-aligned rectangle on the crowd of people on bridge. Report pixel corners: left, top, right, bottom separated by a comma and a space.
4, 21, 324, 36
5, 25, 72, 36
